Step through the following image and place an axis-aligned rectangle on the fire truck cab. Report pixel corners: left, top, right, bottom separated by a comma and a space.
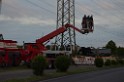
0, 34, 22, 67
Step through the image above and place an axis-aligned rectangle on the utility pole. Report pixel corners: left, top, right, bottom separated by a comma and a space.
55, 0, 76, 51
0, 0, 2, 14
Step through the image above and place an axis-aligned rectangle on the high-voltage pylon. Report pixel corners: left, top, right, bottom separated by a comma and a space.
55, 0, 76, 51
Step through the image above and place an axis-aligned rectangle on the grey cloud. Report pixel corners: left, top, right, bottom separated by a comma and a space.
0, 0, 124, 47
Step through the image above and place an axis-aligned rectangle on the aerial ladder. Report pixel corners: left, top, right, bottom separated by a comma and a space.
23, 19, 94, 67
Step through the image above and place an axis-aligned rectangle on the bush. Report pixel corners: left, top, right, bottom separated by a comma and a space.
55, 55, 71, 72
117, 59, 124, 65
111, 60, 118, 65
31, 55, 47, 76
105, 59, 111, 66
94, 57, 104, 68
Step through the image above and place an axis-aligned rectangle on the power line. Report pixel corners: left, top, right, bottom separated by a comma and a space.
92, 0, 124, 18
25, 0, 56, 15
76, 0, 124, 24
37, 0, 55, 8
75, 1, 101, 15
23, 0, 57, 27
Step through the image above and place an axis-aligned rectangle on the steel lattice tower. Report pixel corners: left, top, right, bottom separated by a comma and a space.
55, 0, 76, 51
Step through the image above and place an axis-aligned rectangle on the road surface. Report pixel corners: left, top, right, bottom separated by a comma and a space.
40, 67, 124, 82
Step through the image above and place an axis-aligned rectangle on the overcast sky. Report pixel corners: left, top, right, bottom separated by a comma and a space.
0, 0, 124, 48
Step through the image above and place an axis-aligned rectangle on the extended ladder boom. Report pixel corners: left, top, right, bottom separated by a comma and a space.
36, 24, 85, 44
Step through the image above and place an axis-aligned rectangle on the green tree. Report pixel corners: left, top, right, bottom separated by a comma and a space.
94, 57, 104, 68
55, 55, 71, 72
105, 59, 111, 66
117, 47, 124, 57
105, 40, 117, 54
31, 55, 47, 76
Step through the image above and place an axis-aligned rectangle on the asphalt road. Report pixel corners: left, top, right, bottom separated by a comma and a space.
40, 67, 124, 82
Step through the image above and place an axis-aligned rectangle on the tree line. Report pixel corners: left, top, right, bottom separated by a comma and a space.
105, 40, 124, 58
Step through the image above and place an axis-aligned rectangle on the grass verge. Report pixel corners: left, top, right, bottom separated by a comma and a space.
4, 65, 124, 82
0, 65, 29, 73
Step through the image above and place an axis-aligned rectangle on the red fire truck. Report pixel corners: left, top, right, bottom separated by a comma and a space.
23, 23, 94, 67
0, 16, 94, 67
0, 34, 22, 67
